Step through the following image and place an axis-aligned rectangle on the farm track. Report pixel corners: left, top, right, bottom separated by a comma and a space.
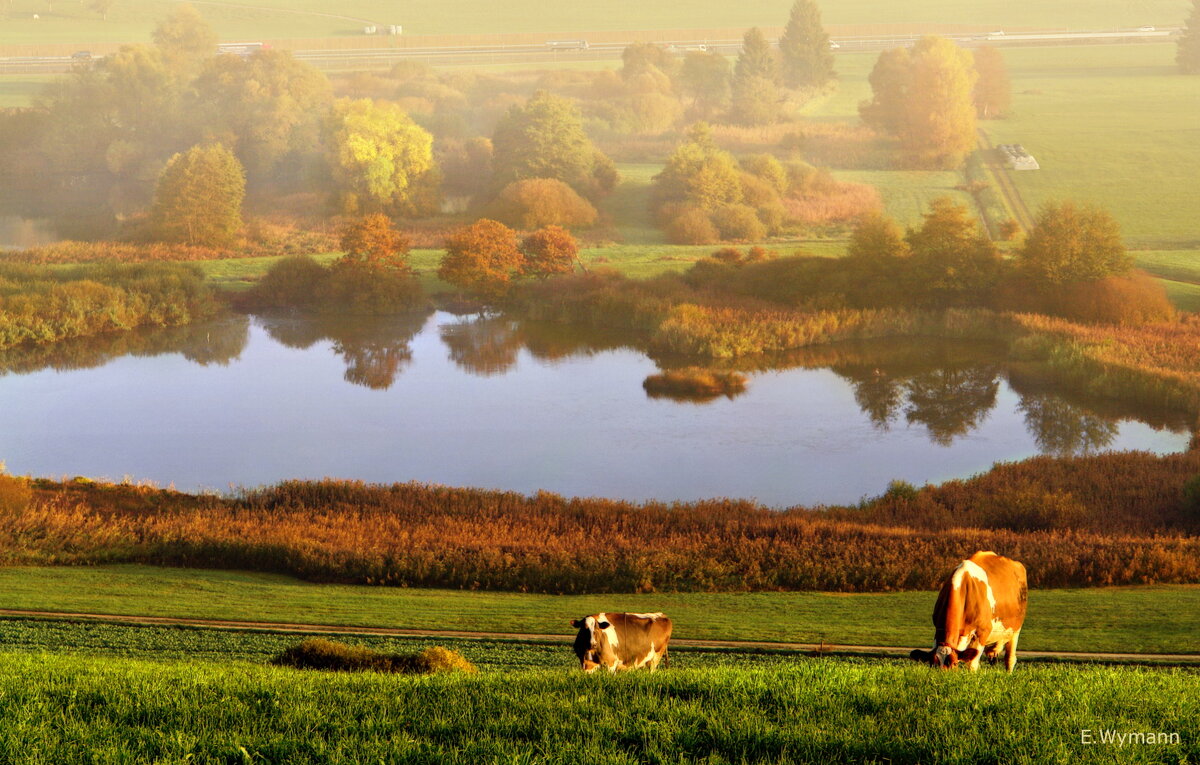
977, 128, 1036, 233
3, 608, 1199, 666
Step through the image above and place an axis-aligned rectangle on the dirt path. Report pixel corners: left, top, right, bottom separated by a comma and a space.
3, 608, 1198, 666
976, 128, 1036, 233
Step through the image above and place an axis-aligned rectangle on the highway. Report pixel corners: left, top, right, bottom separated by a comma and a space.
0, 28, 1180, 74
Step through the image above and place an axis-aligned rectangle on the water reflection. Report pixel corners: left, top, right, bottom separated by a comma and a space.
258, 311, 430, 390
0, 315, 249, 376
439, 314, 524, 377
1018, 393, 1119, 455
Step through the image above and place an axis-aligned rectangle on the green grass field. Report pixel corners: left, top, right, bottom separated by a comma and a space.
0, 651, 1193, 763
2, 565, 1198, 654
2, 0, 1188, 46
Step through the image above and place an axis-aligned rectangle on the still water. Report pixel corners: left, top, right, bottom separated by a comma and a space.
0, 311, 1189, 507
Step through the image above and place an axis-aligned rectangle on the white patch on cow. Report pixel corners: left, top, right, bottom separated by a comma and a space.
626, 612, 664, 620
933, 645, 954, 664
955, 633, 973, 651
951, 559, 998, 611
597, 612, 620, 649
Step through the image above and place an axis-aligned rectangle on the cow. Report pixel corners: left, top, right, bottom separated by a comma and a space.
910, 551, 1028, 672
570, 612, 672, 673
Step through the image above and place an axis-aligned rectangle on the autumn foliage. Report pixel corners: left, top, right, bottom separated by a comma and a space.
7, 452, 1200, 593
487, 178, 598, 229
438, 219, 525, 298
520, 225, 580, 280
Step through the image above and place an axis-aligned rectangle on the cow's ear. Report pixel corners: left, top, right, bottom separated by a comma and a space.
571, 619, 582, 628
959, 647, 980, 662
598, 621, 611, 630
909, 649, 932, 663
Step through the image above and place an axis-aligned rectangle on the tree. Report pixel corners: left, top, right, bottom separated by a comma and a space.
731, 28, 781, 126
847, 211, 909, 260
972, 46, 1011, 118
191, 50, 332, 182
151, 143, 245, 247
905, 197, 999, 306
327, 98, 436, 215
678, 51, 731, 116
735, 28, 778, 83
339, 214, 412, 272
88, 0, 115, 20
152, 4, 216, 78
620, 42, 677, 81
491, 90, 615, 198
438, 219, 525, 299
1179, 0, 1200, 74
654, 123, 743, 212
778, 0, 835, 89
521, 225, 580, 279
1018, 201, 1130, 284
858, 47, 910, 136
860, 37, 977, 168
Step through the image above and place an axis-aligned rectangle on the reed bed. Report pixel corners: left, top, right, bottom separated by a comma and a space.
4, 453, 1199, 594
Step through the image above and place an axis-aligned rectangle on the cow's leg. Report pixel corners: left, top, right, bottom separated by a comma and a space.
984, 643, 1001, 665
967, 640, 984, 672
1005, 630, 1020, 673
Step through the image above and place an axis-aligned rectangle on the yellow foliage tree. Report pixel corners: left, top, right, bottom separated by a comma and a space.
327, 98, 436, 215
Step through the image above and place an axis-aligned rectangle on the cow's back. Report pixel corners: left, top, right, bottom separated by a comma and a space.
609, 612, 672, 667
971, 551, 1027, 632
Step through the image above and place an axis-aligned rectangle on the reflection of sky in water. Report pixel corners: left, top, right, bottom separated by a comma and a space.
0, 313, 1189, 507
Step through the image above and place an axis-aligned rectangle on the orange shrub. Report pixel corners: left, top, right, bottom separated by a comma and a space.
666, 207, 720, 245
487, 178, 598, 229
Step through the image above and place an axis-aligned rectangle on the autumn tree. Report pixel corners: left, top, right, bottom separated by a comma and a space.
438, 219, 526, 299
151, 143, 245, 247
731, 27, 781, 125
848, 211, 910, 260
327, 98, 437, 215
521, 225, 580, 279
1179, 0, 1200, 74
152, 4, 216, 78
860, 37, 977, 168
905, 197, 999, 306
620, 42, 677, 81
778, 0, 835, 89
191, 50, 332, 183
491, 90, 617, 198
1018, 201, 1131, 284
972, 46, 1011, 118
339, 214, 412, 272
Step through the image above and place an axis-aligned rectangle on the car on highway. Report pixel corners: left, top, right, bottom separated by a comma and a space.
71, 51, 92, 60
829, 41, 840, 49
1137, 25, 1156, 32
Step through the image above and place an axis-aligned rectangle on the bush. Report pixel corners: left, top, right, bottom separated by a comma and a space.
271, 639, 476, 674
666, 207, 720, 245
487, 178, 598, 229
323, 263, 426, 315
997, 272, 1176, 326
0, 468, 31, 514
981, 486, 1087, 532
247, 256, 329, 309
711, 204, 766, 242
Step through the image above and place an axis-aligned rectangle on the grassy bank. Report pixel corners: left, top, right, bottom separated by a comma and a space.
0, 652, 1193, 763
2, 565, 1199, 654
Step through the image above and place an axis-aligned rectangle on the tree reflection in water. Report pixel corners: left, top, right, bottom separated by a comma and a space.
1017, 393, 1118, 455
0, 314, 250, 376
439, 314, 524, 377
257, 310, 430, 390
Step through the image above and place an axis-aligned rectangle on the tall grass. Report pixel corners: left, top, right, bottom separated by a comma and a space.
5, 456, 1200, 594
0, 262, 221, 349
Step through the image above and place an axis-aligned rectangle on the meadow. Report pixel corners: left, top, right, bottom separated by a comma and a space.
2, 565, 1199, 655
1, 0, 1186, 47
0, 651, 1193, 763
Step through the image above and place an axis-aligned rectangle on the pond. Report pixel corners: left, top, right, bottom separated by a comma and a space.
0, 311, 1190, 507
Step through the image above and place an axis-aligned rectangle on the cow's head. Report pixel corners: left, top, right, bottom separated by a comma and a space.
571, 616, 610, 672
910, 644, 980, 669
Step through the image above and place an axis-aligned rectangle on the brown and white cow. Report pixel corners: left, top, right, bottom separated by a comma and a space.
571, 612, 672, 672
910, 551, 1028, 672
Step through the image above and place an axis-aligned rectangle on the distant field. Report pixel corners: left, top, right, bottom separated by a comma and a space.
0, 651, 1194, 763
2, 565, 1198, 654
1, 0, 1188, 45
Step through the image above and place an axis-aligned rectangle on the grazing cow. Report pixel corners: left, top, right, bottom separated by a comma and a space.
570, 612, 672, 672
910, 551, 1028, 672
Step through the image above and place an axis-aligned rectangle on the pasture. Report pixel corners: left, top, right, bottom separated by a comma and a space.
0, 650, 1193, 763
2, 565, 1198, 655
0, 0, 1188, 46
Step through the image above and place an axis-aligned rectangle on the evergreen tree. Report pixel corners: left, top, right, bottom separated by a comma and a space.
732, 28, 781, 125
1178, 0, 1200, 74
734, 27, 778, 83
151, 143, 245, 247
778, 0, 835, 89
